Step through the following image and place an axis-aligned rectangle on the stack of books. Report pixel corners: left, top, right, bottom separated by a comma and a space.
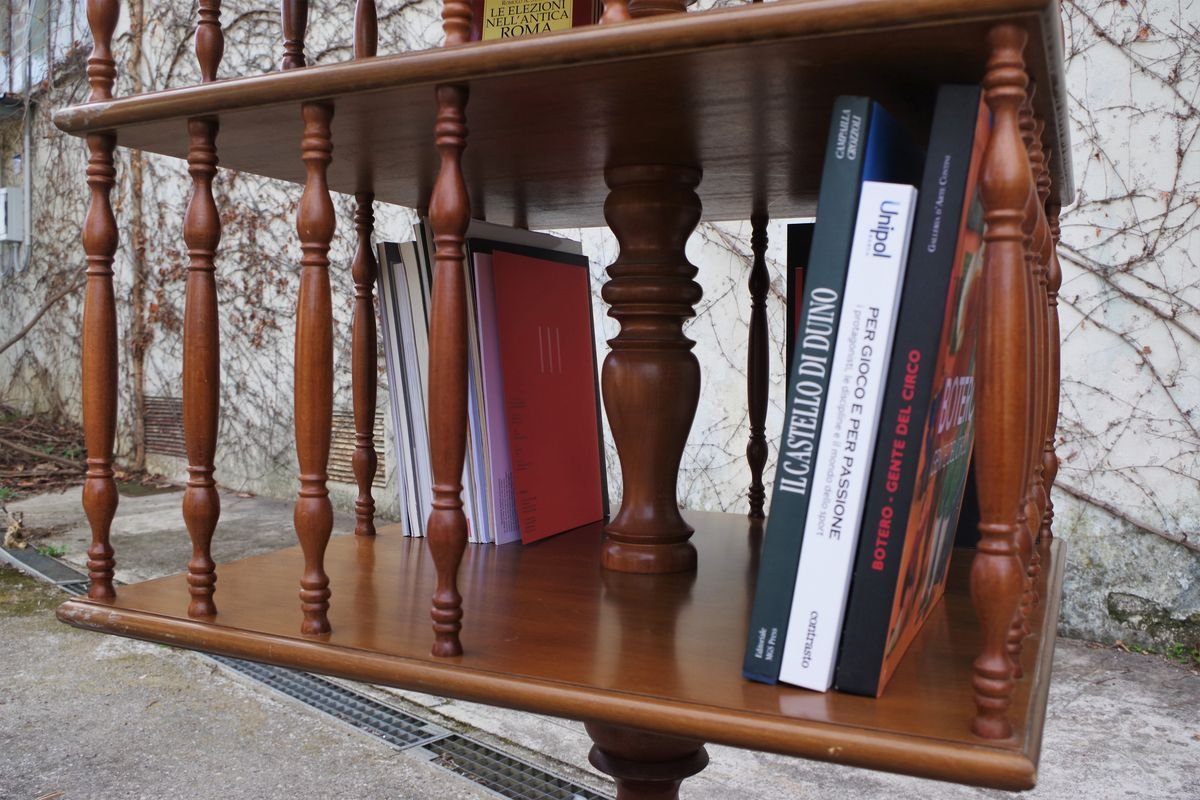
744, 85, 990, 697
378, 222, 608, 545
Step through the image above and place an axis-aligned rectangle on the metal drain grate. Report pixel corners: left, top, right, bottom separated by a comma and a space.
425, 735, 610, 800
27, 555, 614, 800
210, 655, 445, 749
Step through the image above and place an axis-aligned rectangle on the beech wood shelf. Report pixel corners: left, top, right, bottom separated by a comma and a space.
54, 0, 1072, 227
58, 511, 1065, 790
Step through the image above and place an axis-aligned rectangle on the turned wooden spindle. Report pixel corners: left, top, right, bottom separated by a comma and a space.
81, 0, 121, 601
600, 0, 632, 24
427, 83, 471, 657
443, 0, 473, 46
180, 0, 224, 620
1041, 200, 1064, 542
1027, 116, 1053, 595
1005, 92, 1041, 673
294, 101, 336, 635
601, 164, 703, 574
627, 0, 688, 17
585, 723, 708, 800
746, 212, 769, 520
351, 194, 379, 537
196, 0, 223, 82
281, 0, 308, 69
348, 3, 380, 539
354, 0, 377, 59
970, 23, 1034, 741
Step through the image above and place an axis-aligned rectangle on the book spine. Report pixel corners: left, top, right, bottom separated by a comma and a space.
742, 96, 874, 683
835, 86, 983, 696
378, 242, 422, 536
778, 180, 918, 691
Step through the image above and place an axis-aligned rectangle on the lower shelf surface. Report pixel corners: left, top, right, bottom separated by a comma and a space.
57, 510, 1064, 790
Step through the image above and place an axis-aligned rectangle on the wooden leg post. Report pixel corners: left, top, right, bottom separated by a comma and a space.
586, 722, 708, 800
971, 22, 1034, 740
600, 164, 703, 575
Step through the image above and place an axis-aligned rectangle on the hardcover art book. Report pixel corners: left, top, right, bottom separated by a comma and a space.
378, 223, 607, 546
835, 85, 990, 697
470, 0, 599, 40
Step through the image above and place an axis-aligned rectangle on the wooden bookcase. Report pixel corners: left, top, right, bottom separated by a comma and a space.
56, 0, 1073, 795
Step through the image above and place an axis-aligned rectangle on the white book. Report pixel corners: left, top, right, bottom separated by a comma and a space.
376, 243, 422, 537
778, 180, 919, 691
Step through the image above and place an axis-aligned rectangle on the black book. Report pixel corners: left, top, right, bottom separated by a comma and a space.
835, 84, 988, 697
742, 96, 921, 684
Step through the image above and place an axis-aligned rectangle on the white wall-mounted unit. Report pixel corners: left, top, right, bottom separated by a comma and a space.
0, 188, 25, 243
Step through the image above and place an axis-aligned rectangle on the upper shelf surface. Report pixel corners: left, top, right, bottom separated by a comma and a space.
58, 511, 1066, 791
55, 0, 1072, 227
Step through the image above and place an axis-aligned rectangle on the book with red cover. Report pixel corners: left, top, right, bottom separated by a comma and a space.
784, 222, 814, 370
490, 248, 605, 543
834, 85, 989, 697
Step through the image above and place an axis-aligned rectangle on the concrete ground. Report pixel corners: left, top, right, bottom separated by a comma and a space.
2, 485, 1198, 800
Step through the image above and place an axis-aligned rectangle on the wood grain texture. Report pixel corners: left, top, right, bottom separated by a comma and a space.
746, 211, 769, 520
971, 22, 1033, 741
182, 116, 222, 618
427, 83, 471, 657
53, 2, 1074, 227
55, 512, 1066, 791
351, 193, 378, 538
354, 0, 378, 60
601, 164, 702, 574
294, 101, 336, 635
586, 723, 708, 800
281, 0, 308, 70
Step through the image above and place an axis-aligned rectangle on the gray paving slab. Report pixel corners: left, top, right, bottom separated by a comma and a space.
0, 567, 493, 800
5, 487, 1199, 799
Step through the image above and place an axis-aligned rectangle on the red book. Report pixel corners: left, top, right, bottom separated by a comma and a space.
491, 249, 604, 543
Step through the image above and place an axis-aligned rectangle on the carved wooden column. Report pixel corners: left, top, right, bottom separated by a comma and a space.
585, 723, 708, 800
81, 0, 121, 601
281, 0, 308, 69
601, 164, 703, 574
427, 83, 471, 656
350, 1, 379, 538
746, 212, 769, 519
182, 0, 224, 618
971, 23, 1033, 740
294, 101, 336, 635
